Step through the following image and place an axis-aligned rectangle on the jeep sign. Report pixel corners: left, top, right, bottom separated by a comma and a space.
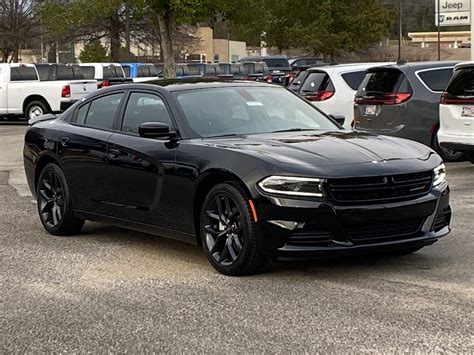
436, 0, 471, 12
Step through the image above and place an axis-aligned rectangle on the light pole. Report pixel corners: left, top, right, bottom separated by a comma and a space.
438, 0, 441, 61
398, 0, 403, 61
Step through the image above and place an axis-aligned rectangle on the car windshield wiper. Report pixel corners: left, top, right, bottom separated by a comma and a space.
270, 128, 316, 133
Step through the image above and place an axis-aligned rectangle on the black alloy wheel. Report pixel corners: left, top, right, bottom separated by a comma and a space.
37, 163, 84, 236
200, 183, 269, 276
203, 192, 244, 266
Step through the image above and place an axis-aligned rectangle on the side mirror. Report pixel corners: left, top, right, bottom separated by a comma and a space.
329, 114, 345, 126
138, 122, 177, 139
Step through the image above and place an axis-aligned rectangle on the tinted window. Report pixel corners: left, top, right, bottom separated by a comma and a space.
10, 66, 38, 81
418, 68, 454, 92
255, 63, 268, 73
103, 65, 124, 79
154, 64, 164, 75
186, 65, 201, 75
205, 66, 216, 76
230, 64, 245, 75
359, 69, 403, 94
122, 93, 172, 134
288, 71, 310, 91
137, 66, 148, 77
35, 65, 50, 81
446, 67, 474, 96
81, 93, 123, 130
75, 103, 90, 125
146, 65, 158, 76
81, 66, 95, 79
341, 71, 366, 90
174, 87, 337, 138
57, 65, 84, 80
300, 72, 330, 93
122, 66, 131, 77
261, 58, 290, 68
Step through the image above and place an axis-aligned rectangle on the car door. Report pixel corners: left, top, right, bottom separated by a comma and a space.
106, 90, 178, 226
58, 92, 125, 214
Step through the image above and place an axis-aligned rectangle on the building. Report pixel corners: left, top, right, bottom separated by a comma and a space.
408, 31, 471, 48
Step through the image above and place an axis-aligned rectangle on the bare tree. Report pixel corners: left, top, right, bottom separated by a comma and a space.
0, 0, 38, 62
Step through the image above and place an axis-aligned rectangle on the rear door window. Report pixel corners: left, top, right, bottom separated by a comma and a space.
341, 71, 366, 90
300, 72, 331, 93
417, 68, 454, 92
10, 66, 38, 81
445, 67, 474, 96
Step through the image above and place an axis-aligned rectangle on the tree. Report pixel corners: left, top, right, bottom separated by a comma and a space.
0, 0, 38, 62
141, 0, 216, 78
79, 39, 109, 62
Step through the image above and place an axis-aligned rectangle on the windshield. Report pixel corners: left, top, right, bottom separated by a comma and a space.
173, 86, 338, 137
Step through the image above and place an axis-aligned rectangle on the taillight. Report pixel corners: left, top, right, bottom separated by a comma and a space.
287, 73, 295, 84
61, 85, 71, 98
355, 92, 412, 105
242, 75, 250, 80
264, 74, 273, 83
306, 90, 334, 101
440, 91, 474, 105
98, 80, 109, 89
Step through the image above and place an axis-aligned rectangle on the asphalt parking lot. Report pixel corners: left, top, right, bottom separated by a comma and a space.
1, 124, 473, 352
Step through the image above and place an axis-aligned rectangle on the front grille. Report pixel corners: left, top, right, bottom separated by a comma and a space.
345, 218, 423, 244
287, 231, 332, 246
328, 170, 433, 204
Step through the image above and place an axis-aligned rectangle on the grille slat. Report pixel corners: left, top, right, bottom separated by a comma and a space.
345, 219, 423, 244
328, 171, 433, 204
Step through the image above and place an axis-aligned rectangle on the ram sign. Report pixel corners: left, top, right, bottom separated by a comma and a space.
435, 0, 471, 26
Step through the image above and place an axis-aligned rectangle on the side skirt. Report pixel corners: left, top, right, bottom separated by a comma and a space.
73, 209, 198, 245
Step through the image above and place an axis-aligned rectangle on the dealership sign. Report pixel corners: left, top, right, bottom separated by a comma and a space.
435, 0, 471, 26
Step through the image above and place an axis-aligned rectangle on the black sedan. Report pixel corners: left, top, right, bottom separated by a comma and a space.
23, 80, 451, 275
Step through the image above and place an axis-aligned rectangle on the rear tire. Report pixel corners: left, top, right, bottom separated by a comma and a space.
432, 134, 464, 162
37, 163, 84, 236
25, 100, 49, 120
200, 182, 269, 276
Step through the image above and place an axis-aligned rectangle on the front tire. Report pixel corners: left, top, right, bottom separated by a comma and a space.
37, 163, 84, 236
200, 183, 269, 276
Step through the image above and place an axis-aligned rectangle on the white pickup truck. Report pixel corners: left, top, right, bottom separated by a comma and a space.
0, 63, 97, 119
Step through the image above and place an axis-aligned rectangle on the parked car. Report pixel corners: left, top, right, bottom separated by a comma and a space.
289, 63, 392, 128
78, 63, 132, 88
0, 63, 95, 119
34, 63, 98, 111
121, 63, 160, 82
288, 56, 324, 70
218, 63, 248, 79
438, 61, 474, 163
240, 55, 292, 85
175, 64, 203, 79
353, 61, 463, 161
241, 61, 272, 82
24, 80, 450, 276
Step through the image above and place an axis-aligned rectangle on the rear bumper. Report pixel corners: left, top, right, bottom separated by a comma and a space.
256, 182, 451, 257
60, 100, 78, 112
439, 138, 474, 152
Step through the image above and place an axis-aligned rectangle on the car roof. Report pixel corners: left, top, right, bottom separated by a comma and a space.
307, 62, 394, 73
102, 79, 277, 93
454, 61, 474, 69
367, 61, 461, 73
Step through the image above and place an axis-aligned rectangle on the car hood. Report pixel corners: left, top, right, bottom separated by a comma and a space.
202, 130, 434, 168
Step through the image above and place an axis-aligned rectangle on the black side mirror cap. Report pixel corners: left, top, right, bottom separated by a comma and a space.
329, 114, 345, 126
138, 122, 177, 139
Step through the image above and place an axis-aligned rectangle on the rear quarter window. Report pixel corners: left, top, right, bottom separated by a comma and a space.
103, 65, 124, 79
122, 66, 131, 77
81, 66, 95, 79
417, 68, 454, 92
35, 65, 50, 81
10, 66, 38, 81
341, 71, 366, 90
445, 67, 474, 96
57, 66, 84, 80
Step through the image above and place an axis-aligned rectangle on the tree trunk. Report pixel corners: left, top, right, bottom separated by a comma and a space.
156, 10, 176, 79
124, 2, 131, 61
110, 12, 121, 62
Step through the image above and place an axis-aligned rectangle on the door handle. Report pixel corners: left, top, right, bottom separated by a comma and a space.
60, 136, 69, 147
108, 148, 120, 159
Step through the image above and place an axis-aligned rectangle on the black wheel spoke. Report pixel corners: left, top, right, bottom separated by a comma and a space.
39, 169, 65, 228
210, 233, 227, 254
206, 211, 220, 221
218, 242, 229, 263
227, 239, 238, 261
51, 205, 59, 225
39, 189, 53, 202
42, 179, 52, 191
223, 196, 231, 217
205, 224, 224, 237
215, 197, 224, 221
232, 234, 243, 251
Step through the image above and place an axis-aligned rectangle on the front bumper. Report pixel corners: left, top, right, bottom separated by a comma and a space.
255, 182, 451, 257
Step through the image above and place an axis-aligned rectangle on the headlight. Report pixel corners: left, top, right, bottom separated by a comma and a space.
433, 163, 446, 186
258, 176, 326, 197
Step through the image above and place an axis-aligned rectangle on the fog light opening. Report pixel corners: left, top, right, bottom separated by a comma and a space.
268, 220, 305, 230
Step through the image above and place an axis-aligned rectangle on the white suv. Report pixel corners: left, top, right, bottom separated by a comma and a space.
289, 63, 392, 129
438, 61, 474, 163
